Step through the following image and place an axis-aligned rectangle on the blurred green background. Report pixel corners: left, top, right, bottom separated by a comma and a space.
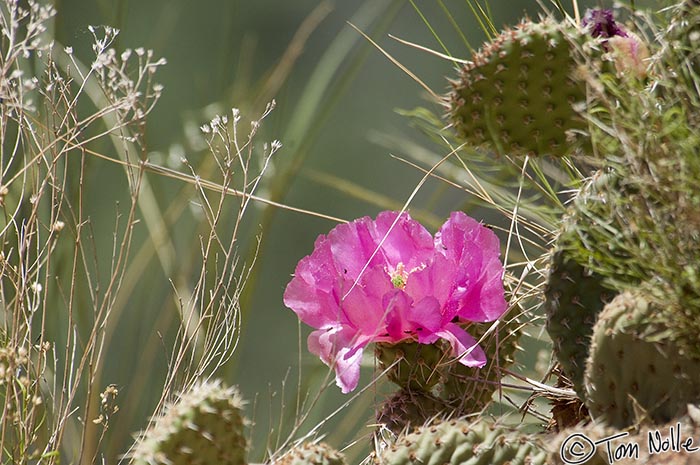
46, 0, 599, 462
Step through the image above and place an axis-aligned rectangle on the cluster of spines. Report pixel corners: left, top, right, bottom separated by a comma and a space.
274, 442, 346, 465
379, 419, 548, 465
130, 379, 248, 465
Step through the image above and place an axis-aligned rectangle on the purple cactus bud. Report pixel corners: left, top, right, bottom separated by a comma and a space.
582, 9, 628, 39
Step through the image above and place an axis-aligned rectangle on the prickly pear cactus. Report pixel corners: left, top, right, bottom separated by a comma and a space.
379, 419, 548, 465
544, 173, 617, 395
276, 442, 346, 465
584, 290, 700, 428
376, 317, 521, 434
447, 18, 588, 157
376, 315, 521, 419
376, 388, 448, 436
131, 380, 248, 465
440, 316, 521, 415
375, 341, 446, 392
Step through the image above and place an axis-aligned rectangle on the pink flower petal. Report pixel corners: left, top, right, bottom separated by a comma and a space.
307, 326, 366, 393
327, 216, 383, 280
371, 211, 434, 271
435, 322, 487, 367
407, 296, 443, 340
283, 237, 345, 329
338, 265, 392, 336
435, 211, 507, 322
383, 290, 416, 341
405, 253, 462, 323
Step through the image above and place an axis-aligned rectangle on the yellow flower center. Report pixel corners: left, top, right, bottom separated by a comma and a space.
390, 263, 409, 289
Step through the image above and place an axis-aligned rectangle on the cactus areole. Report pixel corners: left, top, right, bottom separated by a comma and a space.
283, 211, 508, 393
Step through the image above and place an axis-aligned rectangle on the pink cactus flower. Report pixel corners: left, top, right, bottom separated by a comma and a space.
283, 211, 508, 393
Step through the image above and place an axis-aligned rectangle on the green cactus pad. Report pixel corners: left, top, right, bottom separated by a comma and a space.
276, 442, 346, 465
440, 317, 521, 416
584, 290, 700, 428
379, 419, 548, 465
375, 316, 521, 413
131, 380, 248, 465
544, 174, 619, 396
375, 341, 447, 392
376, 389, 449, 436
544, 247, 611, 397
447, 18, 588, 157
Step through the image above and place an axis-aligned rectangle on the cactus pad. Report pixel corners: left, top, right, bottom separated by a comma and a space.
379, 419, 548, 465
131, 380, 248, 465
376, 317, 521, 416
375, 341, 447, 392
544, 173, 619, 395
440, 317, 521, 416
447, 19, 588, 157
376, 389, 449, 436
276, 442, 346, 465
584, 291, 700, 428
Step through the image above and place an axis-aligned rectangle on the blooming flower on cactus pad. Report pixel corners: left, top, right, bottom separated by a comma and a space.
283, 211, 508, 393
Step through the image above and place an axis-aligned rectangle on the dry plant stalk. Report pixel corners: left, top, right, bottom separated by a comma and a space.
0, 0, 279, 462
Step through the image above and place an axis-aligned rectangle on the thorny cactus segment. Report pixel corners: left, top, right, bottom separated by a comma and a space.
376, 315, 521, 435
544, 173, 618, 396
447, 19, 588, 157
131, 380, 248, 465
376, 389, 449, 436
375, 340, 447, 392
275, 443, 346, 465
379, 419, 548, 465
283, 211, 507, 393
544, 246, 610, 398
440, 316, 521, 416
584, 291, 700, 429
